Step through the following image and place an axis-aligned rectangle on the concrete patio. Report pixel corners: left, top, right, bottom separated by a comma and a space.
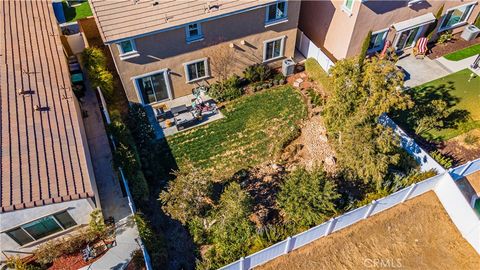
146, 93, 224, 138
396, 53, 450, 88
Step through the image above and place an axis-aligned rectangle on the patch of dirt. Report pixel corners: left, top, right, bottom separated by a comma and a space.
255, 191, 480, 270
427, 34, 480, 59
235, 165, 287, 227
437, 129, 480, 163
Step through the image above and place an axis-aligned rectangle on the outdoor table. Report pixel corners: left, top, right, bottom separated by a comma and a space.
174, 112, 196, 131
170, 104, 189, 116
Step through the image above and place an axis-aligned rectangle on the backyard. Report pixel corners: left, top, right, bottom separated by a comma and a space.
62, 1, 92, 22
167, 86, 307, 178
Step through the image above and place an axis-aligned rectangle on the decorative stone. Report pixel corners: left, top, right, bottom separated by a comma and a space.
319, 135, 328, 142
325, 156, 336, 166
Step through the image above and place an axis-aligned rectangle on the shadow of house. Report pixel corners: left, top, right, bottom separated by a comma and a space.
363, 0, 432, 15
298, 0, 335, 51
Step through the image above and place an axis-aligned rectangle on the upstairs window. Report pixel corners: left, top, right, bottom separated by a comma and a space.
440, 3, 475, 31
117, 39, 139, 60
266, 1, 287, 24
186, 23, 203, 42
184, 58, 209, 82
342, 0, 354, 14
368, 30, 388, 52
5, 211, 77, 246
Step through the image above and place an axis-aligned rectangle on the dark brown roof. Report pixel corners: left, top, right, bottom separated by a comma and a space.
89, 0, 275, 43
1, 0, 94, 213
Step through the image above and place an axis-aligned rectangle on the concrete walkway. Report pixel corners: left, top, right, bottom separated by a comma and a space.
436, 54, 480, 75
80, 79, 139, 270
396, 54, 450, 88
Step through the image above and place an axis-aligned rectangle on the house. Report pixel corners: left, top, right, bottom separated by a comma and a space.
88, 0, 301, 105
299, 0, 480, 61
0, 0, 99, 262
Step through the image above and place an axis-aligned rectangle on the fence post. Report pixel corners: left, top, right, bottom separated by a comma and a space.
324, 218, 336, 236
363, 200, 377, 219
239, 257, 245, 270
459, 161, 473, 177
402, 183, 417, 203
284, 237, 292, 254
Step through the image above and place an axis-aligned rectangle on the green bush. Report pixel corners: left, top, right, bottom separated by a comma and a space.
208, 75, 243, 102
436, 31, 454, 45
243, 64, 272, 82
430, 150, 453, 169
134, 213, 168, 267
306, 88, 324, 107
359, 30, 372, 67
82, 47, 114, 98
464, 134, 479, 145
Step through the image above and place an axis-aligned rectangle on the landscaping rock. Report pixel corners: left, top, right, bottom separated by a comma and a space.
293, 81, 301, 88
325, 156, 336, 166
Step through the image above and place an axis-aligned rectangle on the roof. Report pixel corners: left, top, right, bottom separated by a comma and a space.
1, 0, 94, 213
89, 0, 275, 43
256, 191, 480, 269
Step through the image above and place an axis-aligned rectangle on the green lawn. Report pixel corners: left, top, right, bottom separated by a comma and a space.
416, 69, 480, 140
167, 86, 307, 177
62, 1, 92, 22
444, 44, 480, 61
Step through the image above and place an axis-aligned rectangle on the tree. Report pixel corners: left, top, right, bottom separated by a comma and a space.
207, 182, 254, 268
277, 167, 340, 228
159, 164, 214, 224
208, 44, 237, 82
323, 56, 413, 187
358, 30, 372, 68
89, 209, 106, 237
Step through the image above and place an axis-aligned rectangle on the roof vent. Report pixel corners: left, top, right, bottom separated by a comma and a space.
153, 1, 159, 6
205, 3, 220, 13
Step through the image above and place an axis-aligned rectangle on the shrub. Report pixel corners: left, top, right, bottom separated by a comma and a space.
242, 64, 272, 82
464, 134, 479, 145
306, 88, 323, 107
359, 30, 372, 67
430, 150, 453, 169
133, 213, 168, 267
6, 257, 43, 270
475, 13, 480, 29
89, 209, 107, 238
208, 75, 243, 102
436, 31, 454, 45
82, 47, 114, 98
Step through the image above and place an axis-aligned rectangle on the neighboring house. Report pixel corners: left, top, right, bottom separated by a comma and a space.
299, 0, 480, 61
88, 0, 301, 105
0, 0, 99, 262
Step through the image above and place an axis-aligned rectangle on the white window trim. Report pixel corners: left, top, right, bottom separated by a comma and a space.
186, 22, 204, 43
341, 0, 354, 16
264, 0, 288, 26
262, 36, 286, 63
438, 1, 477, 32
368, 28, 389, 53
117, 39, 139, 60
183, 58, 210, 83
131, 68, 173, 105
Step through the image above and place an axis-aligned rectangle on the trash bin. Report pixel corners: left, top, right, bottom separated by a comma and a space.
282, 58, 295, 76
461, 24, 480, 41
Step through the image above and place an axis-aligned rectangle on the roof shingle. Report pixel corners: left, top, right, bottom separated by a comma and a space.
1, 0, 94, 213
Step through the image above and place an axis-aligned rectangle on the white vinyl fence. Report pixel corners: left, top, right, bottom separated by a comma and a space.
296, 29, 335, 72
220, 172, 444, 270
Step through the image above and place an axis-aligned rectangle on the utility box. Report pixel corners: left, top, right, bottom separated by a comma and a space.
282, 58, 295, 76
461, 24, 480, 41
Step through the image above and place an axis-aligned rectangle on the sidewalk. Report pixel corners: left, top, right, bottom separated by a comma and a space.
436, 54, 480, 75
80, 79, 139, 269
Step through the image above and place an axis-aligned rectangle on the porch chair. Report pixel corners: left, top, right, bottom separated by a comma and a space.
413, 37, 428, 59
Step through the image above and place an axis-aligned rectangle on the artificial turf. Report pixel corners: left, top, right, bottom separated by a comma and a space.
444, 44, 480, 61
167, 86, 307, 177
62, 1, 92, 22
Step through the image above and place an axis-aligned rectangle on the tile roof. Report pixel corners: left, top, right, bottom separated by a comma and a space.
89, 0, 275, 43
1, 0, 94, 213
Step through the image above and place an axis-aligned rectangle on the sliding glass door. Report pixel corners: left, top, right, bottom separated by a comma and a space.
136, 71, 170, 104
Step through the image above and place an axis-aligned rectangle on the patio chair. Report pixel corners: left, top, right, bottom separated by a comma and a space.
413, 37, 428, 59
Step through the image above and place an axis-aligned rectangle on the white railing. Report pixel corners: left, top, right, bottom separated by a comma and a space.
449, 158, 480, 180
220, 172, 444, 270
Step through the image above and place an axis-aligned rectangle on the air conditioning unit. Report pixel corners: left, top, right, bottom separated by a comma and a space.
282, 58, 295, 76
461, 24, 480, 41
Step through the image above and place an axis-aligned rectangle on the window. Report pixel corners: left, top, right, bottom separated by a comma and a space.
184, 59, 209, 82
117, 39, 139, 60
263, 37, 285, 62
343, 0, 354, 12
5, 211, 77, 246
368, 30, 388, 51
440, 3, 475, 30
135, 71, 170, 104
186, 23, 203, 42
266, 1, 287, 24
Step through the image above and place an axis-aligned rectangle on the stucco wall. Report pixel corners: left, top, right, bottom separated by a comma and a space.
109, 0, 301, 103
299, 0, 480, 59
0, 198, 95, 261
